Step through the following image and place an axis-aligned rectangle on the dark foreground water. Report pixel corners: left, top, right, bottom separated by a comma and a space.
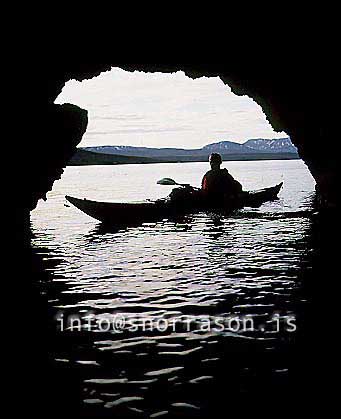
31, 160, 316, 417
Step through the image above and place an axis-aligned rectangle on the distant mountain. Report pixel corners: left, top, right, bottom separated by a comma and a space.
68, 138, 299, 166
244, 138, 297, 153
84, 137, 298, 158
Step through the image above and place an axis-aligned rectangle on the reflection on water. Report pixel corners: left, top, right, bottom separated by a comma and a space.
31, 160, 316, 417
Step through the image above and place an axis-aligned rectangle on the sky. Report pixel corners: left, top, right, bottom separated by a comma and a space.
56, 68, 287, 149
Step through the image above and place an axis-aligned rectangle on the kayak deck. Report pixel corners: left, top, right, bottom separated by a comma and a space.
66, 182, 283, 225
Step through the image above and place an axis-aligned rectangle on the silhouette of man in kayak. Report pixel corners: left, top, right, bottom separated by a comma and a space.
202, 153, 243, 204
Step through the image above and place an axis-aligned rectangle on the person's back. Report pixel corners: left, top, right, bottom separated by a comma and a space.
201, 153, 243, 204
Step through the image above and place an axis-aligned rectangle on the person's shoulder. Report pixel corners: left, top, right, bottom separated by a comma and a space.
221, 168, 230, 174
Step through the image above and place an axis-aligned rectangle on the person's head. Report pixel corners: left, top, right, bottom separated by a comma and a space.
209, 153, 222, 170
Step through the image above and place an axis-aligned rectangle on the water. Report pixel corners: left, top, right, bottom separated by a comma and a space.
31, 160, 315, 417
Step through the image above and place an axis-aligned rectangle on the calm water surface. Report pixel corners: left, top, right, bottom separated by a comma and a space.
32, 160, 315, 417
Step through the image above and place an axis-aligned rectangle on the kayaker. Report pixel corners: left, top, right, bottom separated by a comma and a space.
202, 153, 243, 204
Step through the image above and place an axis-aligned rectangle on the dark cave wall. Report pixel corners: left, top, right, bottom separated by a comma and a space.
16, 102, 88, 239
33, 103, 88, 209
32, 62, 334, 234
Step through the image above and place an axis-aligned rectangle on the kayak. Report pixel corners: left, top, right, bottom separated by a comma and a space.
65, 183, 283, 225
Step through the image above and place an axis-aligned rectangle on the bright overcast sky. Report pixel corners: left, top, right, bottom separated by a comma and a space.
56, 67, 286, 149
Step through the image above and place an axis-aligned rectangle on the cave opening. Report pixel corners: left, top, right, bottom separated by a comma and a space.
22, 62, 336, 240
